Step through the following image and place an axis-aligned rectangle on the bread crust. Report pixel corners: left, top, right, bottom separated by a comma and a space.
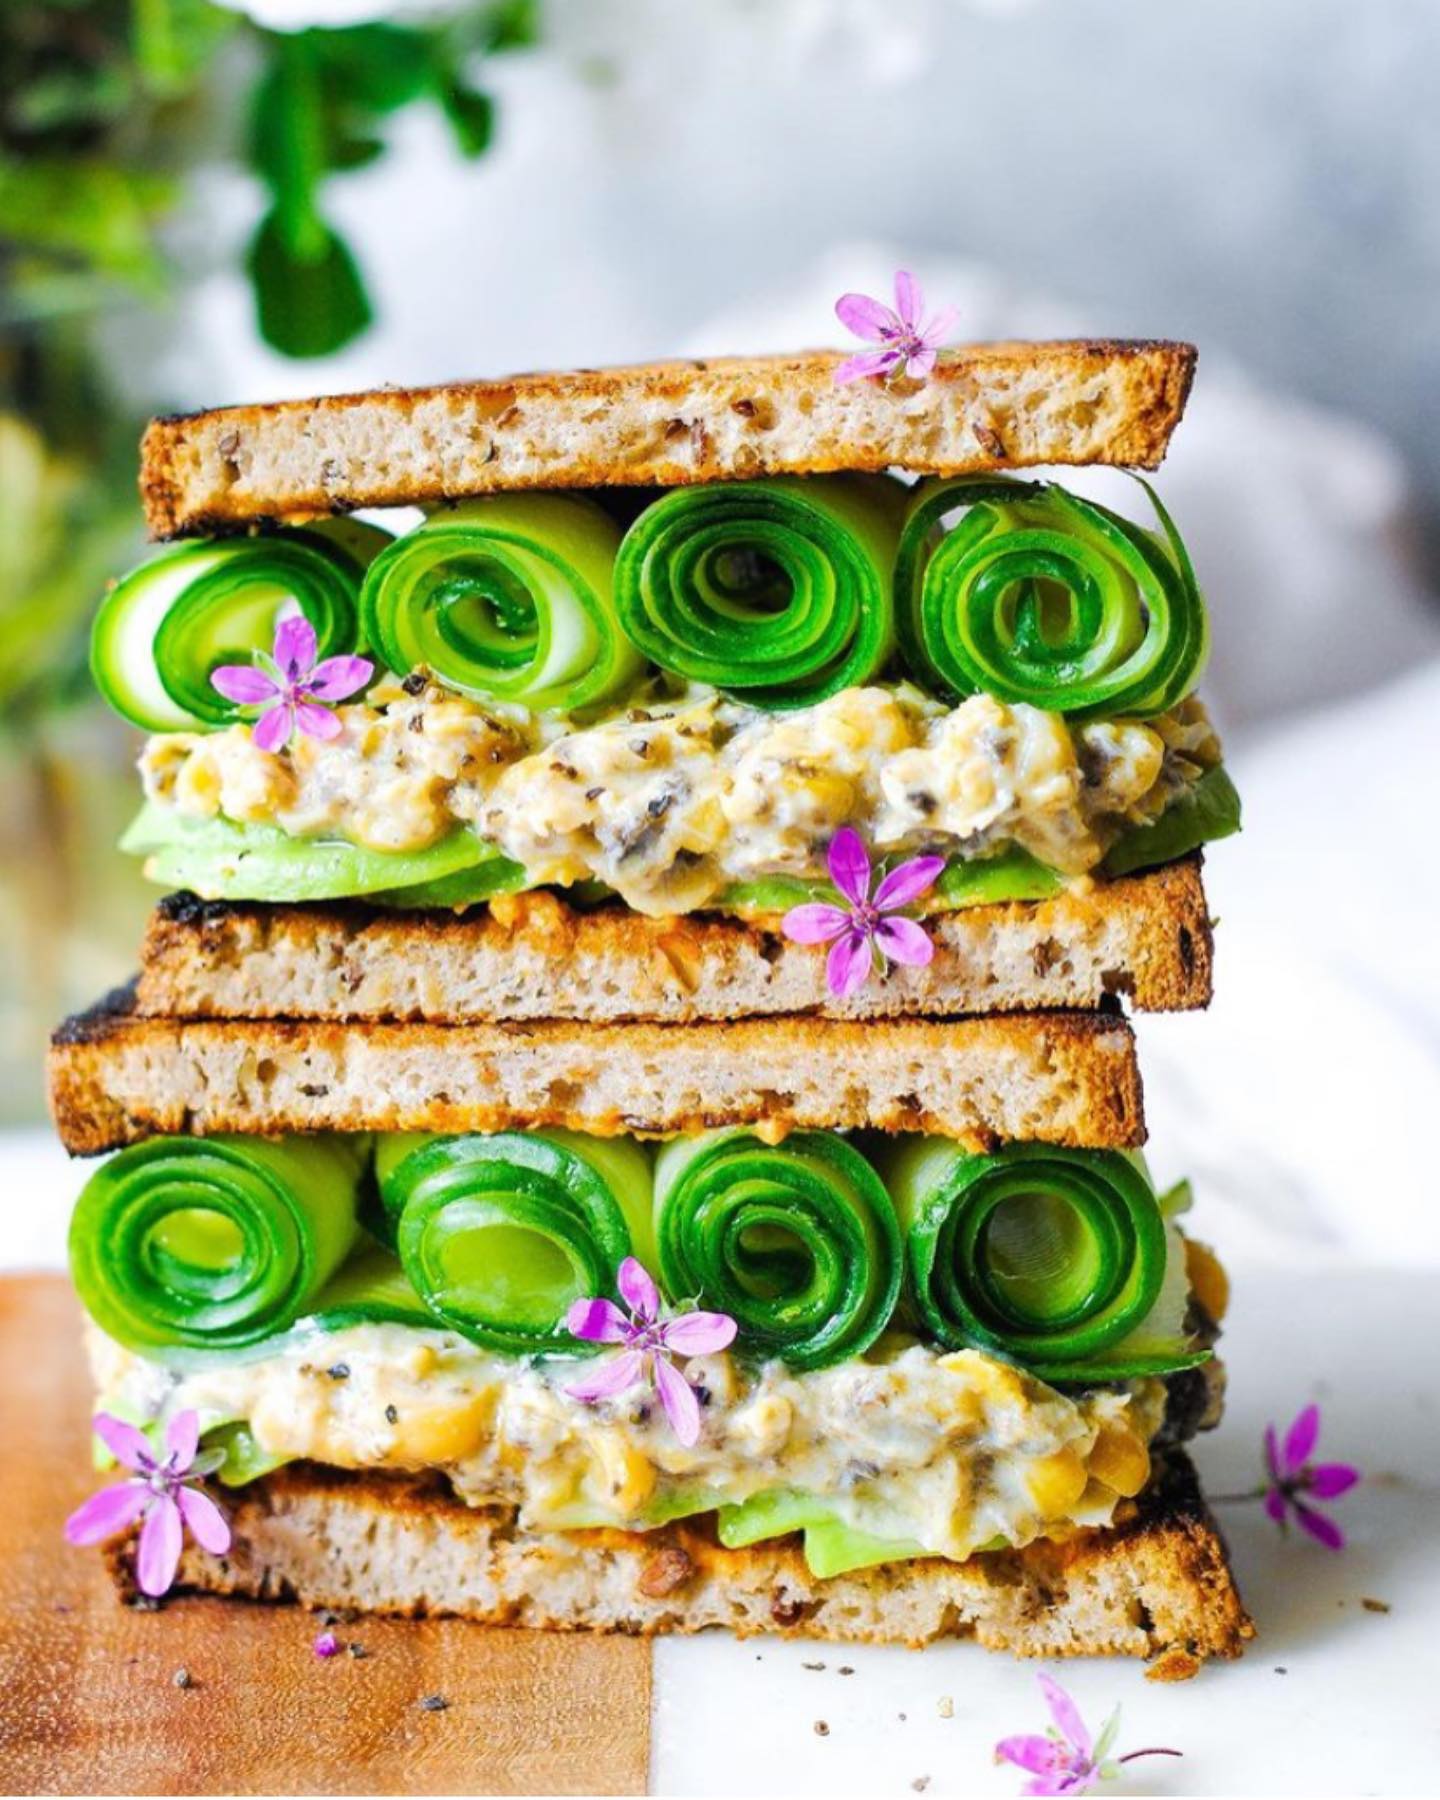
139, 341, 1196, 537
48, 992, 1144, 1155
109, 1450, 1249, 1668
136, 859, 1212, 1026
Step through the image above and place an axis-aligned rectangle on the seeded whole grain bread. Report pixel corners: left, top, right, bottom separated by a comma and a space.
112, 1450, 1249, 1671
135, 859, 1211, 1027
139, 341, 1196, 538
48, 990, 1144, 1155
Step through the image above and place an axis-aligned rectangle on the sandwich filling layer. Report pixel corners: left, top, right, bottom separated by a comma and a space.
89, 1323, 1170, 1570
137, 679, 1223, 917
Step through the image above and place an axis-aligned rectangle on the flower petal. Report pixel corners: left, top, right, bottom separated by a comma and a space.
565, 1349, 645, 1405
873, 915, 935, 968
826, 828, 871, 906
1264, 1485, 1288, 1526
209, 664, 280, 706
64, 1481, 150, 1546
306, 655, 374, 702
995, 1734, 1063, 1775
874, 855, 946, 911
1284, 1404, 1321, 1474
920, 303, 961, 350
833, 349, 900, 385
294, 702, 344, 741
654, 1355, 701, 1447
165, 1409, 200, 1471
781, 903, 852, 946
835, 292, 900, 342
272, 611, 318, 680
826, 930, 874, 999
1264, 1423, 1282, 1484
617, 1256, 660, 1324
660, 1310, 738, 1356
1038, 1673, 1091, 1759
893, 270, 924, 329
903, 347, 939, 380
1307, 1462, 1361, 1500
136, 1495, 184, 1597
566, 1297, 632, 1343
177, 1484, 232, 1555
1294, 1502, 1345, 1551
91, 1413, 153, 1473
251, 702, 294, 754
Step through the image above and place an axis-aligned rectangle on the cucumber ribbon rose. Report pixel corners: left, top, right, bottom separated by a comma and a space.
876, 1138, 1201, 1382
91, 520, 387, 731
653, 1129, 902, 1370
373, 1129, 656, 1354
895, 475, 1208, 717
359, 493, 642, 712
613, 475, 901, 708
68, 1135, 370, 1353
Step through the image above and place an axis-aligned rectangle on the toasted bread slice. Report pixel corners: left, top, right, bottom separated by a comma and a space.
48, 991, 1143, 1155
140, 341, 1196, 538
135, 860, 1211, 1026
110, 1451, 1248, 1669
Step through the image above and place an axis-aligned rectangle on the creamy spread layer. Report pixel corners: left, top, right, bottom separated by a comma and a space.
91, 1325, 1166, 1562
140, 676, 1221, 915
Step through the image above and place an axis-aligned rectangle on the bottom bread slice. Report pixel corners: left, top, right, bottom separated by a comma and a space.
118, 1450, 1250, 1674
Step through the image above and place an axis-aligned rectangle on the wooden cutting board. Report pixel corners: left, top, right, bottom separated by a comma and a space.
0, 1276, 651, 1796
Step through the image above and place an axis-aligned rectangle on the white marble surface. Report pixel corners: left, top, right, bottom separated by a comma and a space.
652, 1268, 1439, 1798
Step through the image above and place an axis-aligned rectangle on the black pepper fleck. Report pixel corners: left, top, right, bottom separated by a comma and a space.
585, 787, 605, 802
326, 1364, 350, 1382
172, 1668, 193, 1690
385, 1404, 399, 1425
401, 672, 427, 696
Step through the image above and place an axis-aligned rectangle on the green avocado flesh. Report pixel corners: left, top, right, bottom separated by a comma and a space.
121, 771, 1236, 915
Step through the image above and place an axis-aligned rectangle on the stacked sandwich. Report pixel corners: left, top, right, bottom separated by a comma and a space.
50, 340, 1252, 1667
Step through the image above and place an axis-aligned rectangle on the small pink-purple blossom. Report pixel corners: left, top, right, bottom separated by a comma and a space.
565, 1257, 736, 1448
64, 1411, 231, 1598
1262, 1403, 1360, 1550
781, 827, 943, 998
833, 269, 959, 384
210, 609, 372, 753
313, 1630, 341, 1658
994, 1673, 1180, 1797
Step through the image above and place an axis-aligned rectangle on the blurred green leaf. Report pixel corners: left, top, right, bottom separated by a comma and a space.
439, 80, 494, 157
311, 24, 433, 114
483, 0, 539, 53
131, 0, 237, 98
0, 157, 172, 294
9, 64, 134, 135
247, 207, 372, 359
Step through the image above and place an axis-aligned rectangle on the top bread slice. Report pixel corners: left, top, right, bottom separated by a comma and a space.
140, 340, 1196, 537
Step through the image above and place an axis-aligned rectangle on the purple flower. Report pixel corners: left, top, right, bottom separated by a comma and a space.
565, 1257, 737, 1449
995, 1674, 1181, 1797
64, 1411, 231, 1598
781, 827, 944, 999
1263, 1403, 1361, 1550
313, 1631, 341, 1659
833, 269, 959, 384
210, 609, 372, 753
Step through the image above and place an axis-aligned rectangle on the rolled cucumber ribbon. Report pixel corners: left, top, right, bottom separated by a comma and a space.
375, 1130, 656, 1354
68, 1135, 367, 1353
358, 493, 642, 712
613, 475, 902, 708
91, 519, 386, 731
894, 475, 1208, 718
878, 1139, 1171, 1382
653, 1129, 902, 1370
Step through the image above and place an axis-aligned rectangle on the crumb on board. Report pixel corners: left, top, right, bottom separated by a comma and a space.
936, 1696, 954, 1719
814, 1721, 830, 1738
1361, 1597, 1392, 1614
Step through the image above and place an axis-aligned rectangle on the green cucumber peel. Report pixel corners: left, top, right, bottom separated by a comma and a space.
91, 520, 386, 731
614, 474, 903, 709
359, 493, 643, 712
654, 1128, 902, 1372
68, 1133, 369, 1355
895, 473, 1209, 717
376, 1129, 656, 1354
